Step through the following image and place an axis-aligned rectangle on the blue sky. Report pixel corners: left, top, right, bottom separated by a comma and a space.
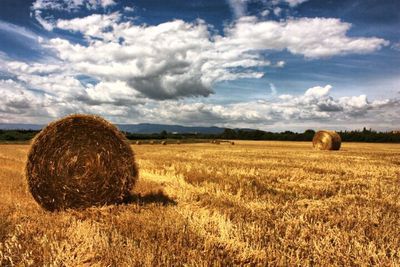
0, 0, 399, 131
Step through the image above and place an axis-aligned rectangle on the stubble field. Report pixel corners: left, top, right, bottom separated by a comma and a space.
0, 141, 399, 266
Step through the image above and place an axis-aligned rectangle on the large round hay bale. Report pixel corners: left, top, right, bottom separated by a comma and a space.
161, 141, 167, 145
312, 130, 341, 150
26, 114, 138, 211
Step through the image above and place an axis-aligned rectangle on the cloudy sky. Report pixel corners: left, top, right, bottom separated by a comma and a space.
0, 0, 399, 131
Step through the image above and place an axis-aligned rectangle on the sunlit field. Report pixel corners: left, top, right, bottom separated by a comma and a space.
0, 141, 399, 266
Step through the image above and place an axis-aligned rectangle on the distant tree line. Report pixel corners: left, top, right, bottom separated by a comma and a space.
0, 130, 38, 141
1, 127, 400, 143
215, 128, 400, 143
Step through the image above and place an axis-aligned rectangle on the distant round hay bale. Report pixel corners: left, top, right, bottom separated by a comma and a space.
161, 141, 167, 145
312, 130, 341, 150
176, 140, 181, 145
150, 140, 155, 145
231, 141, 235, 145
26, 114, 138, 211
135, 141, 141, 145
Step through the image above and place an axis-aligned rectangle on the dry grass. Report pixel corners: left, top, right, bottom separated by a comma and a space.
0, 141, 399, 266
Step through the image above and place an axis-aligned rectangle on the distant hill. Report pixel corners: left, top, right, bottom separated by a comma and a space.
0, 124, 43, 131
0, 123, 232, 134
117, 123, 227, 134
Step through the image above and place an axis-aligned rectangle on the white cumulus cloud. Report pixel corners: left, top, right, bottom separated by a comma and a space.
149, 85, 397, 126
304, 85, 331, 98
32, 0, 116, 12
0, 76, 398, 130
0, 7, 395, 128
0, 79, 50, 116
223, 16, 389, 59
283, 0, 309, 7
27, 13, 388, 101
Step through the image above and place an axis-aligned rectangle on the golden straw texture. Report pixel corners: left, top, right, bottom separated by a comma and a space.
312, 130, 342, 150
26, 114, 138, 211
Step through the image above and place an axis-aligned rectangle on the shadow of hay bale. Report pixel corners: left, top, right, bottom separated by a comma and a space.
122, 190, 177, 206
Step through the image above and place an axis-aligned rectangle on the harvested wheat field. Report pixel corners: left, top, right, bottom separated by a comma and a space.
0, 141, 399, 266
